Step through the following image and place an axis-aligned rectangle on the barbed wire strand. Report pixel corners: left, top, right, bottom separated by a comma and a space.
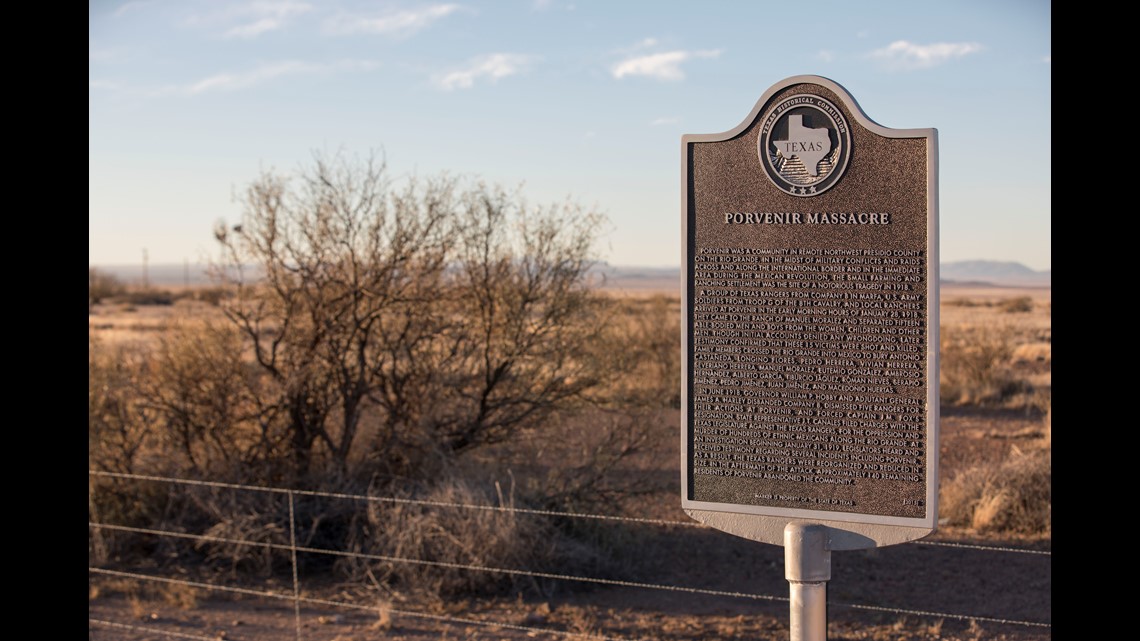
89, 470, 695, 528
90, 522, 783, 602
90, 522, 1049, 629
288, 490, 301, 641
826, 600, 1050, 628
915, 539, 1050, 555
89, 470, 1051, 557
89, 568, 633, 641
89, 618, 221, 641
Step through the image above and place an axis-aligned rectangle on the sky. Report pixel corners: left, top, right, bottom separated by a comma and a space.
90, 0, 1051, 272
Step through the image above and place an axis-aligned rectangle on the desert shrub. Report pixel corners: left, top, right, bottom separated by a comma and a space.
939, 325, 1029, 406
338, 473, 576, 599
942, 297, 983, 307
91, 151, 658, 593
208, 150, 611, 481
183, 286, 232, 306
998, 296, 1033, 313
133, 320, 274, 478
89, 473, 198, 563
89, 336, 157, 475
91, 319, 287, 478
90, 324, 281, 562
90, 267, 126, 305
939, 447, 1051, 535
122, 289, 175, 306
88, 368, 183, 569
186, 488, 291, 577
89, 335, 160, 556
519, 408, 656, 513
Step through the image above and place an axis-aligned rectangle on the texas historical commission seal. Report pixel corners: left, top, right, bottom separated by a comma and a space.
757, 94, 851, 197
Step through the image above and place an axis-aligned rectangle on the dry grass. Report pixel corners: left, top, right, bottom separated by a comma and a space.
939, 324, 1024, 406
594, 294, 682, 409
89, 577, 200, 613
939, 442, 1051, 535
939, 289, 1051, 409
196, 511, 288, 576
937, 288, 1052, 536
89, 298, 221, 350
369, 601, 393, 631
997, 296, 1034, 313
340, 474, 572, 599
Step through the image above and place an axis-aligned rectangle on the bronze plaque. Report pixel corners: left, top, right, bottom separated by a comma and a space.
681, 75, 939, 549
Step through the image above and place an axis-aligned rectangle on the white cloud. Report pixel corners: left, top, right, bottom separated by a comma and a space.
225, 18, 282, 38
611, 49, 721, 81
650, 117, 678, 126
433, 53, 533, 90
181, 59, 379, 94
114, 1, 155, 17
187, 1, 313, 38
1042, 54, 1051, 63
816, 50, 834, 63
868, 40, 984, 70
324, 4, 462, 37
233, 1, 311, 37
187, 62, 311, 93
531, 0, 575, 10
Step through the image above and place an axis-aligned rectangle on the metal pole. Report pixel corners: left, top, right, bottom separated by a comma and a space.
784, 523, 831, 641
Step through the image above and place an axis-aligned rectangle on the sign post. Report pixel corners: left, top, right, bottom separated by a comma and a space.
681, 75, 939, 638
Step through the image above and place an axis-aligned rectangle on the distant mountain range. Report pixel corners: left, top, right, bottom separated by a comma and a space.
938, 260, 1050, 287
92, 259, 1050, 290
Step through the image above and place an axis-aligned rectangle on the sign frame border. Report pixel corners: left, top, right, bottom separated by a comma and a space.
680, 75, 940, 549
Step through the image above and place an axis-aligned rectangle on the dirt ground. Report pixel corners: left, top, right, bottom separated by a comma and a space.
89, 408, 1050, 641
89, 283, 1051, 640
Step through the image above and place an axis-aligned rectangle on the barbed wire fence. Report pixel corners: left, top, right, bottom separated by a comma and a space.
88, 470, 1050, 640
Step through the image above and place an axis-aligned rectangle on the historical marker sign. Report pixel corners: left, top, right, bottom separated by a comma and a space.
681, 75, 939, 549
